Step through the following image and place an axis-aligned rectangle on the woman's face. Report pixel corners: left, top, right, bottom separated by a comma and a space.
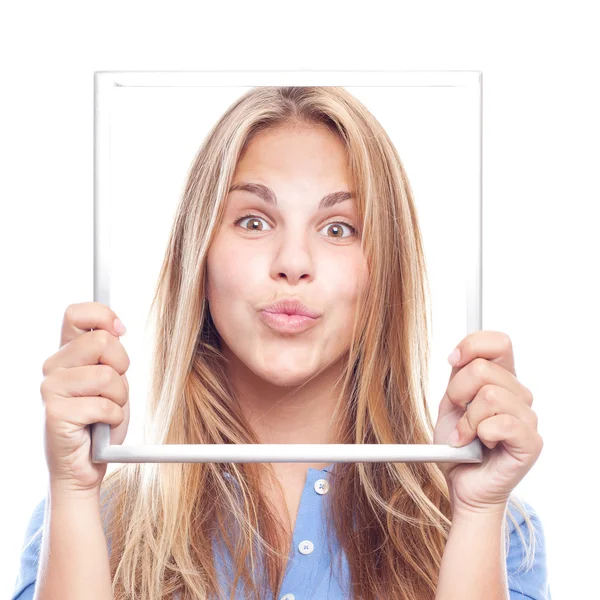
206, 123, 368, 387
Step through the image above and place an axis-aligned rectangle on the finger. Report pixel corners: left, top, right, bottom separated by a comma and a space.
438, 356, 527, 419
447, 330, 516, 378
45, 395, 125, 429
43, 328, 130, 377
472, 413, 544, 456
451, 385, 538, 447
42, 364, 129, 408
60, 302, 126, 349
438, 331, 517, 421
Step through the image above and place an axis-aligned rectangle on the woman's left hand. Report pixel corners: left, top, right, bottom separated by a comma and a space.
433, 331, 544, 516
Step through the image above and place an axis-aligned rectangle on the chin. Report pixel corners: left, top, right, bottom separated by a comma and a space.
252, 365, 318, 388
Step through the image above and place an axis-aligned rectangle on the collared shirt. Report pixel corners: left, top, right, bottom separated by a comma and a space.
11, 463, 551, 599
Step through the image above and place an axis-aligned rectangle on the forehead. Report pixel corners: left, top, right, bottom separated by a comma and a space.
228, 126, 355, 210
234, 124, 351, 181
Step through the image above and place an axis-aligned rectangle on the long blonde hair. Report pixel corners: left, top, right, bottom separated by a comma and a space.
100, 86, 538, 599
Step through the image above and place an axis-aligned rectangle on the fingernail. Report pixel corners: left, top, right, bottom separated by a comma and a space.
447, 348, 461, 366
113, 318, 126, 336
448, 428, 461, 447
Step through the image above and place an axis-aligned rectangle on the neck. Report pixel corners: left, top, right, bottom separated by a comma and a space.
222, 345, 346, 455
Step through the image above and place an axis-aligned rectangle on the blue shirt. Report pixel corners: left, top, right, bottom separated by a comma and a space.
11, 463, 551, 599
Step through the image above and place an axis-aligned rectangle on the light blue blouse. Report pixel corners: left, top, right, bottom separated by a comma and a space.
11, 463, 551, 599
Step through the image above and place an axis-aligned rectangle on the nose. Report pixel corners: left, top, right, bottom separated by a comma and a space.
269, 234, 315, 285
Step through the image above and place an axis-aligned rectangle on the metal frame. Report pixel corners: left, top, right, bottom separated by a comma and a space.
91, 70, 483, 465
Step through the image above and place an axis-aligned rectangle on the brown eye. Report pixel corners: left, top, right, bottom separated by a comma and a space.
235, 214, 271, 231
320, 222, 356, 239
327, 224, 343, 238
234, 214, 356, 239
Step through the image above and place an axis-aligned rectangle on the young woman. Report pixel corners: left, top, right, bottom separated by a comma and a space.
13, 86, 550, 600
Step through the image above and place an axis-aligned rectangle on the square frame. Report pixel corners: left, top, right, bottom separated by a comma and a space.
91, 70, 483, 465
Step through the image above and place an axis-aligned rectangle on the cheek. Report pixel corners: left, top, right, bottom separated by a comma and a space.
207, 236, 254, 301
316, 256, 367, 351
324, 254, 367, 307
205, 240, 265, 338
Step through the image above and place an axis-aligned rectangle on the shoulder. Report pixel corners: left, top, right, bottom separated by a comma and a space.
505, 495, 552, 600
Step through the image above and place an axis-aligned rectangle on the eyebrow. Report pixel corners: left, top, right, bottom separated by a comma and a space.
228, 181, 354, 210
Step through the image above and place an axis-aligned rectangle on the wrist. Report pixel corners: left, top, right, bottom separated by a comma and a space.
50, 480, 102, 504
451, 502, 508, 524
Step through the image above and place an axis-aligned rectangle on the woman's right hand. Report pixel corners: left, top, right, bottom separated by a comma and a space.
41, 302, 131, 496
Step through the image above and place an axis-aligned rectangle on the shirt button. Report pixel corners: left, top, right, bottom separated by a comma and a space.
314, 478, 329, 494
280, 594, 295, 600
298, 539, 314, 555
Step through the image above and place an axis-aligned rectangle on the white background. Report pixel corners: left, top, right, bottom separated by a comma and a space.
1, 2, 598, 598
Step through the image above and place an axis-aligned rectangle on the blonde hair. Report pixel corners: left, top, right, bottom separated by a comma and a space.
101, 86, 538, 600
